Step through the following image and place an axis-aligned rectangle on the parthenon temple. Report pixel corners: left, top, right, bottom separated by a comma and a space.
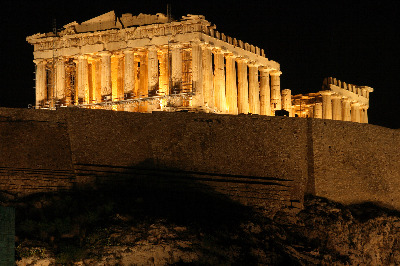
26, 11, 373, 122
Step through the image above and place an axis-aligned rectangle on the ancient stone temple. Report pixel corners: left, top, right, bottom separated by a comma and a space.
26, 11, 372, 123
26, 11, 281, 115
291, 77, 373, 123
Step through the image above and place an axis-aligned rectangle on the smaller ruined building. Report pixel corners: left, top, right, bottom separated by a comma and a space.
292, 77, 373, 123
26, 11, 372, 123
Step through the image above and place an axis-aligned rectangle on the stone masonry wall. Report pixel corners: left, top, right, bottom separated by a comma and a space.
310, 119, 400, 210
0, 112, 75, 195
1, 107, 399, 214
0, 108, 309, 215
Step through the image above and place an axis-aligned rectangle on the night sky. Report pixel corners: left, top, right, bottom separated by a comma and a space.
2, 0, 399, 128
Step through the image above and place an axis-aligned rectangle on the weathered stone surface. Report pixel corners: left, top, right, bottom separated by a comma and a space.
310, 118, 400, 210
1, 107, 399, 212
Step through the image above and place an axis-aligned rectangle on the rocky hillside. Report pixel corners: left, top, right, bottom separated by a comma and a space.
2, 181, 399, 265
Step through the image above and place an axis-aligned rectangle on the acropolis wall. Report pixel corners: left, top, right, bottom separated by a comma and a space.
1, 108, 399, 215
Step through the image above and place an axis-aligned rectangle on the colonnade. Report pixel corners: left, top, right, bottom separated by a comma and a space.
313, 91, 369, 123
34, 42, 282, 115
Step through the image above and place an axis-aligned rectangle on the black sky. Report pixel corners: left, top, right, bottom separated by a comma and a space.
2, 0, 399, 128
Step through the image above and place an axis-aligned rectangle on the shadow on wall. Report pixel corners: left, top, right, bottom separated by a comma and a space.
347, 201, 400, 223
11, 159, 296, 264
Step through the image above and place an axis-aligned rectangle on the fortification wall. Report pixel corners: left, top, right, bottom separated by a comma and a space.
0, 111, 75, 195
0, 108, 309, 215
1, 108, 399, 213
310, 119, 400, 209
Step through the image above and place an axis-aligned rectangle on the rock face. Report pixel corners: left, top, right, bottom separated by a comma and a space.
285, 196, 400, 265
10, 192, 400, 265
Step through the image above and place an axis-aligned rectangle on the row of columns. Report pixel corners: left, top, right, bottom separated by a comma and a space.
199, 43, 282, 115
34, 42, 282, 115
313, 91, 368, 123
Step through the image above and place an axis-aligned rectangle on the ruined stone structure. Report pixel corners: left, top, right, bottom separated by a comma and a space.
26, 11, 373, 120
292, 77, 373, 123
26, 11, 282, 115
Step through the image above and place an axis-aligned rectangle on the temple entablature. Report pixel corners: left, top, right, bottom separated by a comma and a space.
323, 77, 373, 107
26, 11, 274, 68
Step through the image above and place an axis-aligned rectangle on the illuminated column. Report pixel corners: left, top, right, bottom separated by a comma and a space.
138, 50, 148, 98
362, 106, 369, 123
171, 44, 182, 93
313, 102, 322, 118
213, 48, 226, 113
260, 68, 271, 116
111, 53, 124, 102
34, 59, 47, 107
359, 105, 368, 123
77, 55, 89, 104
331, 94, 342, 120
55, 58, 65, 103
225, 54, 238, 114
92, 58, 102, 103
351, 102, 361, 123
202, 45, 214, 109
281, 89, 292, 116
158, 49, 169, 96
320, 91, 332, 119
191, 42, 203, 108
248, 63, 260, 114
270, 70, 282, 114
100, 51, 112, 99
147, 46, 159, 96
342, 98, 351, 121
124, 50, 135, 96
237, 58, 249, 114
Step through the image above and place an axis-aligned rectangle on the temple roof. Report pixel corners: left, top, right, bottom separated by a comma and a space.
60, 11, 169, 35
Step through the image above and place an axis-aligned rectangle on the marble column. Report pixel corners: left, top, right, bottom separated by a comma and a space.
55, 59, 65, 103
92, 58, 102, 103
363, 106, 369, 123
191, 42, 203, 108
313, 102, 323, 118
342, 98, 351, 121
213, 48, 226, 113
237, 58, 249, 114
123, 50, 135, 96
351, 102, 361, 123
360, 105, 368, 123
111, 53, 124, 102
260, 68, 271, 116
138, 51, 148, 98
320, 91, 332, 119
100, 51, 112, 99
34, 59, 47, 108
270, 70, 282, 113
248, 63, 260, 114
158, 49, 169, 96
281, 89, 292, 116
77, 55, 89, 104
138, 50, 148, 112
225, 54, 238, 114
202, 45, 214, 109
331, 94, 342, 121
171, 44, 182, 93
147, 46, 159, 96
